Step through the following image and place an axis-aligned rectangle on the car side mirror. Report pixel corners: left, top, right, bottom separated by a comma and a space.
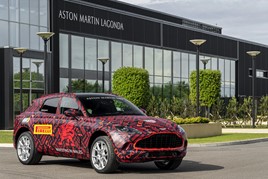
64, 109, 83, 119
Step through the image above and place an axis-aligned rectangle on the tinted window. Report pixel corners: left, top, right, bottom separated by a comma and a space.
60, 97, 79, 114
78, 96, 144, 117
40, 98, 60, 114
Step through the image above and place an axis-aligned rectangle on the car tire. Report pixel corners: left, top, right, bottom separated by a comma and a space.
16, 131, 42, 165
154, 159, 182, 170
90, 136, 119, 173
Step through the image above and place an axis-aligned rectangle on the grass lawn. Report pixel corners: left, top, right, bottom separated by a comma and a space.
189, 133, 268, 144
0, 131, 13, 143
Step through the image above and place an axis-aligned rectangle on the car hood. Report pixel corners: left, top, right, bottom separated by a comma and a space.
89, 115, 179, 133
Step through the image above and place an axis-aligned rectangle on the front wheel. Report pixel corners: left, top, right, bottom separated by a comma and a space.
16, 131, 42, 165
90, 136, 119, 173
154, 159, 182, 170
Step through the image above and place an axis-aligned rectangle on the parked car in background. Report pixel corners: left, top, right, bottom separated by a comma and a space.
13, 93, 187, 173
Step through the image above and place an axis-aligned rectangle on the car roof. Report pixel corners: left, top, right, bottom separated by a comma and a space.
74, 93, 117, 98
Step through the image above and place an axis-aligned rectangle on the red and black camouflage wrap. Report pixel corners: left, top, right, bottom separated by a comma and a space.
13, 93, 187, 163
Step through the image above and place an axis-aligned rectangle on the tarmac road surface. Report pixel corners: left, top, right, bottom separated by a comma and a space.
1, 141, 268, 179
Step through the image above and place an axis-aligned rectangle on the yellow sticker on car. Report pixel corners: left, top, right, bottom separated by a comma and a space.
34, 124, 52, 135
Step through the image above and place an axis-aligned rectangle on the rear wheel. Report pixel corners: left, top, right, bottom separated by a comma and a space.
154, 159, 182, 170
90, 136, 119, 173
16, 131, 42, 165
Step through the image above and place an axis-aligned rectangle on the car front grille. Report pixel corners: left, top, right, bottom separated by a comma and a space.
135, 134, 183, 149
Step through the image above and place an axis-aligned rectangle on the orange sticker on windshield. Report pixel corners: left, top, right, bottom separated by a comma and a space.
34, 124, 52, 135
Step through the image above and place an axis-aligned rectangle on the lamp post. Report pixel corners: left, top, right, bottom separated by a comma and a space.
37, 32, 55, 94
201, 58, 210, 70
247, 50, 261, 128
190, 39, 206, 116
14, 48, 27, 113
98, 58, 110, 93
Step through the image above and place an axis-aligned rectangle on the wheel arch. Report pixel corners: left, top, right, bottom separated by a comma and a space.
88, 130, 109, 151
14, 127, 30, 149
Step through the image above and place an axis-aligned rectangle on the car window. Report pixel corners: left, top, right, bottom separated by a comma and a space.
40, 98, 60, 114
60, 97, 80, 114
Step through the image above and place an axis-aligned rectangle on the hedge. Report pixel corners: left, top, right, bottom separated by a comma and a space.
112, 67, 150, 108
172, 117, 210, 124
190, 70, 221, 107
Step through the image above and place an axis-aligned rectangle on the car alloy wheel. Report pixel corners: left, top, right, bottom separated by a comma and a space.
92, 141, 109, 170
17, 135, 31, 162
90, 136, 119, 173
16, 132, 42, 165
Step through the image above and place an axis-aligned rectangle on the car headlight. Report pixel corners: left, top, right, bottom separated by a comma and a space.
177, 125, 187, 139
115, 126, 142, 134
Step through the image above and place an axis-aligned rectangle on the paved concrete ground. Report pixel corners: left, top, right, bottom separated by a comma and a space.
1, 141, 268, 179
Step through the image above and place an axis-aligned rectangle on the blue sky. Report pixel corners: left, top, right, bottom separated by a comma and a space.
119, 0, 268, 46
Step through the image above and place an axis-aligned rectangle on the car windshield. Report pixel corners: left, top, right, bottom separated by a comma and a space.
78, 96, 145, 117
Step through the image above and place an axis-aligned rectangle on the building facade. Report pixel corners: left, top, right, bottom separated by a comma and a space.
1, 0, 268, 129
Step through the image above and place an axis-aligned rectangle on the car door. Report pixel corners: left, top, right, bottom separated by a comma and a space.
52, 97, 85, 158
32, 97, 60, 154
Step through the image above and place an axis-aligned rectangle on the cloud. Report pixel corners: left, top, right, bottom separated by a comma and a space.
119, 0, 268, 45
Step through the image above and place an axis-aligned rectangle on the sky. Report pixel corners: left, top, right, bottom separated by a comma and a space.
119, 0, 268, 46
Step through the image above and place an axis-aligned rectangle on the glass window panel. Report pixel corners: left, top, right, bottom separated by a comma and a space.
145, 47, 153, 75
189, 54, 196, 76
10, 22, 19, 47
20, 0, 30, 23
71, 35, 84, 69
40, 0, 48, 27
22, 58, 30, 80
164, 50, 171, 76
60, 34, 69, 68
231, 60, 235, 82
225, 60, 231, 82
221, 82, 225, 97
164, 77, 171, 83
155, 76, 162, 83
30, 0, 39, 25
98, 40, 109, 71
154, 48, 162, 76
219, 59, 225, 82
153, 84, 162, 97
225, 82, 231, 97
10, 0, 19, 22
211, 57, 218, 70
134, 45, 143, 68
98, 80, 109, 93
123, 43, 133, 67
173, 77, 180, 84
32, 82, 44, 89
149, 75, 153, 84
85, 38, 97, 71
173, 51, 180, 77
60, 78, 69, 92
231, 83, 235, 97
0, 20, 8, 47
31, 59, 44, 81
85, 80, 98, 93
20, 24, 30, 48
30, 26, 39, 50
111, 42, 122, 72
181, 53, 189, 78
0, 0, 8, 20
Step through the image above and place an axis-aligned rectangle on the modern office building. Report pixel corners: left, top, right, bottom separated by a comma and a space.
1, 0, 268, 129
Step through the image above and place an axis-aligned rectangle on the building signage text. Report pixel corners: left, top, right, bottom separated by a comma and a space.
58, 10, 124, 31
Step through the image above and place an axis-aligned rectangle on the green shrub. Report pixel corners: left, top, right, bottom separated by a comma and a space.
172, 116, 210, 124
190, 70, 221, 108
112, 67, 150, 108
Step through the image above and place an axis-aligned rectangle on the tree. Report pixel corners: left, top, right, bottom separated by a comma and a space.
69, 79, 100, 93
239, 97, 252, 126
259, 96, 268, 126
112, 67, 150, 108
226, 97, 239, 126
210, 98, 224, 122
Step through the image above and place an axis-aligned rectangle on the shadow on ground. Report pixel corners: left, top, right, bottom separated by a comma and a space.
39, 159, 224, 174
